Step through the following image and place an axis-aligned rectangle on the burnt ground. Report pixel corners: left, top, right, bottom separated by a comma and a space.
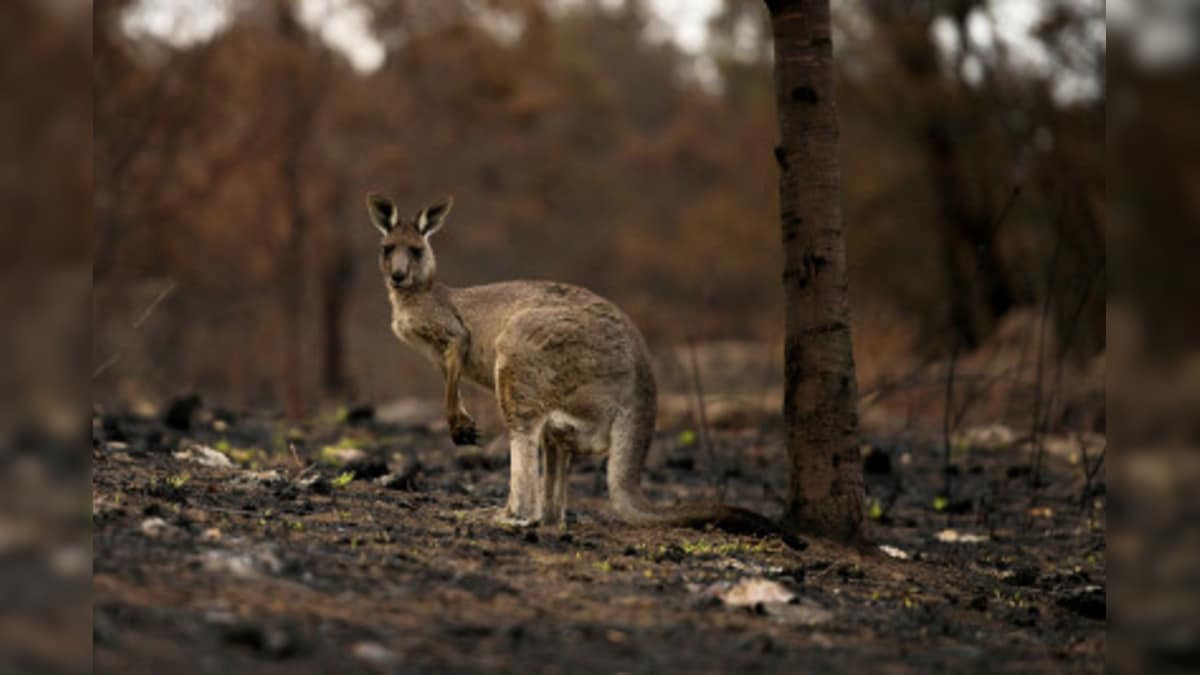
92, 402, 1105, 674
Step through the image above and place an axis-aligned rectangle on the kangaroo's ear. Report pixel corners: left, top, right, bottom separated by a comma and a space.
416, 196, 453, 237
366, 193, 398, 235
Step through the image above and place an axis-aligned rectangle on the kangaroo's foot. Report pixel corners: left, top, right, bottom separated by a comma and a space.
501, 431, 545, 524
492, 509, 541, 529
449, 411, 479, 446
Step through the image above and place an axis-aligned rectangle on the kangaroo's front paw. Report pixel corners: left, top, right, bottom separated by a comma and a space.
450, 414, 479, 446
451, 426, 479, 446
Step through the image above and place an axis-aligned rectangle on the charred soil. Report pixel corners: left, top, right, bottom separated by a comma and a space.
93, 403, 1104, 673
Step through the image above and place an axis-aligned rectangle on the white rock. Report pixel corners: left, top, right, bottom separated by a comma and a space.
351, 642, 398, 666
173, 444, 234, 468
714, 578, 796, 606
935, 529, 989, 544
954, 424, 1016, 450
322, 446, 367, 464
201, 547, 283, 579
140, 517, 173, 537
234, 470, 287, 488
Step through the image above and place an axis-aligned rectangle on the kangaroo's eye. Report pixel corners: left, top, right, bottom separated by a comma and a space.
409, 247, 423, 258
381, 244, 395, 257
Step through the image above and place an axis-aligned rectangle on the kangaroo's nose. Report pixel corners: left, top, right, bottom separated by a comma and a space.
391, 272, 405, 284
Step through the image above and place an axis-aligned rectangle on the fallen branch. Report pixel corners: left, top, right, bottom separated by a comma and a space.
686, 336, 721, 498
93, 279, 178, 379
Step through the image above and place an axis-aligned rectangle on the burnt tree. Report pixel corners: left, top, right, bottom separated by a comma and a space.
765, 0, 864, 540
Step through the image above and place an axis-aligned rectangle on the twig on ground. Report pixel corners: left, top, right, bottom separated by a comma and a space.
746, 333, 781, 487
686, 336, 721, 499
133, 280, 178, 329
1077, 430, 1105, 517
288, 442, 306, 472
1030, 213, 1065, 500
951, 327, 1008, 429
92, 354, 121, 379
986, 185, 1023, 240
93, 279, 178, 379
942, 335, 960, 510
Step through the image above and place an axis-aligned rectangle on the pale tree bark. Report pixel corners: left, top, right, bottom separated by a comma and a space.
764, 0, 864, 540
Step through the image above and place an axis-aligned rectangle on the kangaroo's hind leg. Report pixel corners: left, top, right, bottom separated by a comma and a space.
493, 357, 547, 526
496, 429, 543, 526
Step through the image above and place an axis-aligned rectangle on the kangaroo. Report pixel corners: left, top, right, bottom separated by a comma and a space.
368, 193, 798, 544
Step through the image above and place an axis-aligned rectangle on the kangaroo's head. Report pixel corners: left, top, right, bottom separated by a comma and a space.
366, 193, 453, 292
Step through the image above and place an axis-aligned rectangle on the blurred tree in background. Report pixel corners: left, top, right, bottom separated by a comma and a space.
92, 0, 1105, 423
2, 0, 90, 439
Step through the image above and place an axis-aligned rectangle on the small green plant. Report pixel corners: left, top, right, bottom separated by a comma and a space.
678, 538, 767, 557
677, 429, 697, 447
145, 475, 188, 502
933, 495, 949, 512
869, 498, 884, 520
332, 471, 355, 488
214, 439, 232, 452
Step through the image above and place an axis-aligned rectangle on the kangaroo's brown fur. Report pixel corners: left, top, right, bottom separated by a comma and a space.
367, 194, 799, 544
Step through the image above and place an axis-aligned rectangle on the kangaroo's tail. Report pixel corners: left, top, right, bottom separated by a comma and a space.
607, 362, 805, 550
613, 496, 806, 550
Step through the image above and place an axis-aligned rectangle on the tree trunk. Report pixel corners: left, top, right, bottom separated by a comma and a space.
273, 0, 325, 420
279, 148, 309, 421
765, 0, 864, 540
319, 180, 354, 399
321, 245, 353, 398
